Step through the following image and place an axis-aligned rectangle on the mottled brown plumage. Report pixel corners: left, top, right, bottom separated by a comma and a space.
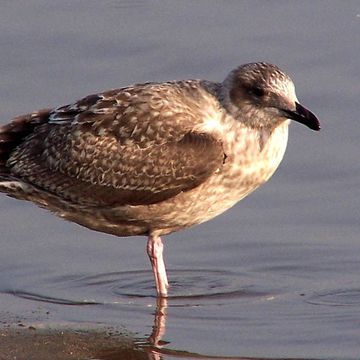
0, 62, 320, 296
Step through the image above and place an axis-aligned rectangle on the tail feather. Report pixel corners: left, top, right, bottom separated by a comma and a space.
0, 109, 51, 169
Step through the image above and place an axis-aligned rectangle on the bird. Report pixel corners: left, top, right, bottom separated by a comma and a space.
0, 62, 320, 297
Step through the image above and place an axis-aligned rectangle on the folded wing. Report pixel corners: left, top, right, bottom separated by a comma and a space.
5, 84, 225, 207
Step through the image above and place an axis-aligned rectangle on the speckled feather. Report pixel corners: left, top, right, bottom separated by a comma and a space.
0, 63, 319, 238
3, 82, 225, 207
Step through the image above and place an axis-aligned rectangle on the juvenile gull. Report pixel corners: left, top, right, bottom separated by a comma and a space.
0, 62, 320, 297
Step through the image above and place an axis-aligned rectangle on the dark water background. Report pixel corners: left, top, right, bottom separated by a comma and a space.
0, 1, 359, 359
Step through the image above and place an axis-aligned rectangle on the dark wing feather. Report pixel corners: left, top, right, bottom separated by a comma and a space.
6, 83, 225, 206
0, 109, 50, 169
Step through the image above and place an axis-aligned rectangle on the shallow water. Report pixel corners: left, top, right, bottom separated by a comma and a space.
0, 1, 359, 359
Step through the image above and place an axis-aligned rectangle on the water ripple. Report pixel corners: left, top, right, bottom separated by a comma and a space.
306, 288, 360, 307
3, 268, 277, 307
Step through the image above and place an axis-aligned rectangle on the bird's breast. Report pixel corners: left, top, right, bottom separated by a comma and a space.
187, 121, 290, 223
224, 122, 289, 187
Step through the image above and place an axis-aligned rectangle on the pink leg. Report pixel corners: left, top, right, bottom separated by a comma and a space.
147, 235, 169, 297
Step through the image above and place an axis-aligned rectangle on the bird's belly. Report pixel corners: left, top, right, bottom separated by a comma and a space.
180, 156, 282, 226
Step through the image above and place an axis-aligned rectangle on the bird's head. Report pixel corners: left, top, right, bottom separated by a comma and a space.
222, 62, 320, 131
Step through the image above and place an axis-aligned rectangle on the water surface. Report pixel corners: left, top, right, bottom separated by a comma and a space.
0, 1, 359, 359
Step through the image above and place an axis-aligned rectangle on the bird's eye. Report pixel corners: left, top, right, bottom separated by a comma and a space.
251, 87, 265, 97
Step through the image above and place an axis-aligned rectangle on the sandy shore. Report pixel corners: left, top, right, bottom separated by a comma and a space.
0, 323, 149, 360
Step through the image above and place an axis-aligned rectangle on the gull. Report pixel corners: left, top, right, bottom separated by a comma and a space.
0, 62, 320, 297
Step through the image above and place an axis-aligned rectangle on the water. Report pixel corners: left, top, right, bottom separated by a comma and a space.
0, 1, 359, 359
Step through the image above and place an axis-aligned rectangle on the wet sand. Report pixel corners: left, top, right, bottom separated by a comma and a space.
0, 326, 140, 360
0, 292, 140, 360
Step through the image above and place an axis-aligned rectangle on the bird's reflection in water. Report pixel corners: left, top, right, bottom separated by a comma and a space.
148, 297, 168, 348
138, 297, 168, 360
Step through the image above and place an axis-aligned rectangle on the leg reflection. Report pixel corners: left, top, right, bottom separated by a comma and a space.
148, 296, 168, 347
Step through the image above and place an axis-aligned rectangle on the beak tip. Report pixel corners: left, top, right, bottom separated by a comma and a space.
294, 102, 321, 132
311, 119, 321, 131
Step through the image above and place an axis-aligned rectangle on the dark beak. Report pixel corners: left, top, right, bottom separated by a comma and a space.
282, 102, 321, 131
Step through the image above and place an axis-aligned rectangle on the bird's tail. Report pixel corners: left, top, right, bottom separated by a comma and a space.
0, 109, 51, 172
